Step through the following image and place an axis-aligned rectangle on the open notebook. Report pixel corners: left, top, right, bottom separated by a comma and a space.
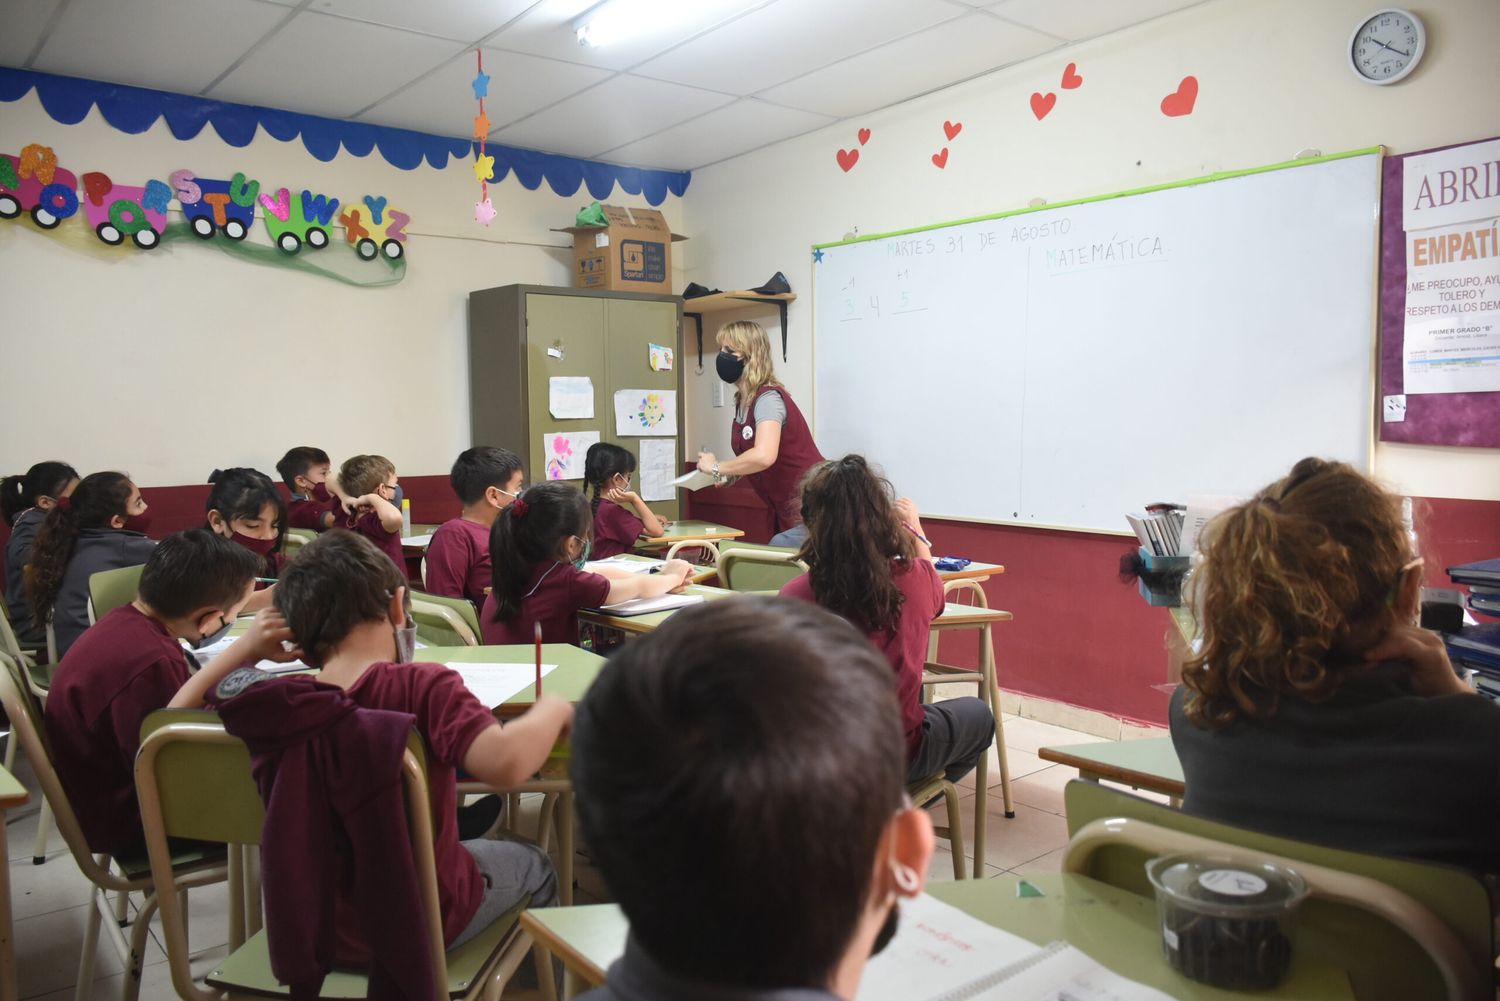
856, 896, 1170, 1001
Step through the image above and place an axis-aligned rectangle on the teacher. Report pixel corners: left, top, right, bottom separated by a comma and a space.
697, 320, 825, 547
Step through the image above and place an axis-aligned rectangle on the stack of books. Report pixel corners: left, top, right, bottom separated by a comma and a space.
1448, 558, 1500, 620
1126, 505, 1186, 557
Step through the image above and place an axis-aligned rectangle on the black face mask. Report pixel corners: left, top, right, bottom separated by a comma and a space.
715, 350, 744, 384
871, 901, 900, 957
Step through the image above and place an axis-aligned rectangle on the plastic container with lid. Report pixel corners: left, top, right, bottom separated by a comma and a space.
1146, 853, 1309, 989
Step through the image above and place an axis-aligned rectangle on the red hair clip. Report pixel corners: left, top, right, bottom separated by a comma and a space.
510, 497, 529, 519
55, 496, 72, 511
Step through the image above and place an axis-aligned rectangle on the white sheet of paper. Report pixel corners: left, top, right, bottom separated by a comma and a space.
648, 343, 674, 371
597, 593, 703, 615
584, 557, 662, 575
1179, 494, 1240, 556
671, 468, 718, 491
543, 431, 599, 481
402, 534, 434, 547
1383, 394, 1408, 423
256, 659, 311, 674
1402, 220, 1500, 394
966, 941, 1174, 1001
640, 438, 677, 502
855, 893, 1040, 1001
447, 662, 558, 708
613, 389, 678, 437
548, 376, 595, 419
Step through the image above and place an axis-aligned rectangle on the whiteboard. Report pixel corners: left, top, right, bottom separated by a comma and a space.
813, 153, 1380, 533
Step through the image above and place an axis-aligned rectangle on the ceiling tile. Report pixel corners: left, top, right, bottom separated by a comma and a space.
32, 0, 288, 94
2, 0, 60, 67
761, 12, 1058, 118
988, 0, 1204, 42
490, 73, 734, 158
632, 0, 964, 95
207, 10, 467, 119
306, 0, 537, 42
486, 0, 770, 72
358, 48, 611, 136
601, 98, 834, 169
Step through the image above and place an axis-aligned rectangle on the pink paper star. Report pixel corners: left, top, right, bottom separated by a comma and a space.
474, 197, 496, 226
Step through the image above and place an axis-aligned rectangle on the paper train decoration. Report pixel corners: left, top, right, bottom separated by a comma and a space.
0, 142, 409, 260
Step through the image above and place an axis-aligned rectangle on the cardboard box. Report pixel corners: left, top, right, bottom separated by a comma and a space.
554, 205, 686, 294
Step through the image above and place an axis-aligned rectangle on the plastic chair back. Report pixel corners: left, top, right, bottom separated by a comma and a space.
1063, 780, 1492, 1001
88, 564, 144, 624
717, 548, 807, 593
411, 597, 479, 648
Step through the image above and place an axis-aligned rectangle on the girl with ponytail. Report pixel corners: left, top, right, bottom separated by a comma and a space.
3, 461, 79, 645
1172, 457, 1500, 873
480, 482, 690, 645
27, 471, 154, 659
780, 455, 994, 785
583, 443, 665, 559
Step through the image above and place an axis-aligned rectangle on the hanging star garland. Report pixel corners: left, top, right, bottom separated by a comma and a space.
472, 51, 495, 226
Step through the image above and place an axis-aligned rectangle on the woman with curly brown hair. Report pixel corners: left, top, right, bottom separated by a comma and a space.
1170, 457, 1500, 873
779, 455, 993, 785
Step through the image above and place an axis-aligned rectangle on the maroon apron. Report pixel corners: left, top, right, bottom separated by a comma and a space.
731, 384, 825, 533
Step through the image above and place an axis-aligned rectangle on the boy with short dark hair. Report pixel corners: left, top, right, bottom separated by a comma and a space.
571, 598, 935, 1001
174, 530, 569, 959
424, 447, 524, 606
335, 454, 405, 576
275, 446, 338, 532
44, 529, 269, 857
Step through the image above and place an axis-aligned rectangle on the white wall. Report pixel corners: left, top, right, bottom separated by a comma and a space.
0, 93, 685, 485
680, 0, 1500, 502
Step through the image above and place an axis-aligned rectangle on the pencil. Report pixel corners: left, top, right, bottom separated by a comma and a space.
902, 522, 932, 546
534, 620, 543, 700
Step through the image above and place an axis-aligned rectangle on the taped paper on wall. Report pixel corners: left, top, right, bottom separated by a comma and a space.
614, 389, 678, 436
649, 343, 674, 371
640, 438, 677, 502
548, 376, 595, 419
543, 431, 598, 481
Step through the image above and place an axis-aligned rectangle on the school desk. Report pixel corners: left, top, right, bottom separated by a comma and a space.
425, 643, 607, 907
0, 764, 28, 1001
575, 584, 737, 636
519, 873, 1355, 1000
680, 539, 1005, 587
928, 601, 1016, 875
632, 520, 745, 552
1039, 737, 1185, 804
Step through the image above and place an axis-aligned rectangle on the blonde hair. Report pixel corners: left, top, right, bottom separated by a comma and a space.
1180, 458, 1413, 729
716, 321, 779, 406
339, 454, 395, 498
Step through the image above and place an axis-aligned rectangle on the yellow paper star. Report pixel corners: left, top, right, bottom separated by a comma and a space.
473, 112, 491, 138
473, 153, 495, 182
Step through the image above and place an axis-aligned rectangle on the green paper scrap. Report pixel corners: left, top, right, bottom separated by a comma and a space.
1016, 879, 1045, 898
575, 201, 607, 227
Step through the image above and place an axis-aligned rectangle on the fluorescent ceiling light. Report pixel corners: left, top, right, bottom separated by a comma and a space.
575, 0, 691, 48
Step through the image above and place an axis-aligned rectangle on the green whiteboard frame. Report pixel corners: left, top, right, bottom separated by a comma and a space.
812, 146, 1384, 250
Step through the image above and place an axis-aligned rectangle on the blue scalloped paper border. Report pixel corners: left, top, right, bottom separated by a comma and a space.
0, 67, 690, 205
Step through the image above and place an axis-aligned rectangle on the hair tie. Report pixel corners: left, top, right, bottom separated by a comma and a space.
55, 495, 71, 511
510, 497, 529, 520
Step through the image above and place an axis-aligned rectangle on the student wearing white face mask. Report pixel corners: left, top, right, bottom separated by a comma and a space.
173, 529, 569, 955
425, 446, 526, 607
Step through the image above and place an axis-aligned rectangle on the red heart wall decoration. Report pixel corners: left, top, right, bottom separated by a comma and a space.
1160, 76, 1198, 117
1030, 92, 1057, 120
943, 120, 962, 140
931, 148, 949, 169
857, 127, 871, 145
836, 147, 860, 172
1061, 62, 1083, 89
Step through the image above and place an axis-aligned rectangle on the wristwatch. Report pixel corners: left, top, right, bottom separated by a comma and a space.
711, 462, 722, 481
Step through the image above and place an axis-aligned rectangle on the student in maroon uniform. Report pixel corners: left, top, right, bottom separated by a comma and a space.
696, 320, 825, 547
205, 467, 287, 613
583, 443, 665, 560
480, 483, 690, 645
44, 529, 265, 857
336, 454, 406, 577
780, 456, 994, 785
27, 471, 156, 659
276, 446, 339, 532
2, 460, 79, 647
424, 447, 523, 607
173, 530, 565, 958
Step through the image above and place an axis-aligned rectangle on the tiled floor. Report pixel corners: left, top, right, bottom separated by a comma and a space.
5, 712, 1161, 1000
